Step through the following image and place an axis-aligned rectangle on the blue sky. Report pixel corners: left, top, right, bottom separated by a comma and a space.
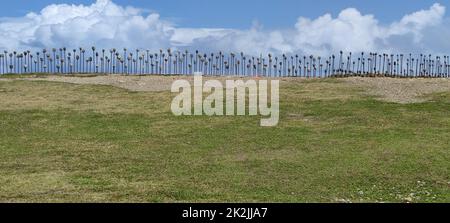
0, 0, 447, 28
0, 0, 449, 55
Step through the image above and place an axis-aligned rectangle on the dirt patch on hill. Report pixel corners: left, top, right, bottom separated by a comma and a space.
2, 75, 450, 103
20, 75, 183, 92
344, 77, 450, 103
19, 75, 277, 92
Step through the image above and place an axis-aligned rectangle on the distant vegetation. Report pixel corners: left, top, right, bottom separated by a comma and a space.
1, 48, 450, 78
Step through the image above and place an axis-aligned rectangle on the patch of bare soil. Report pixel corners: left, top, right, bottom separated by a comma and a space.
19, 75, 271, 92
20, 75, 186, 92
3, 75, 450, 103
344, 77, 450, 103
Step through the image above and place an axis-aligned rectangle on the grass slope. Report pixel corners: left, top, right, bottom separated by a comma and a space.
0, 78, 449, 202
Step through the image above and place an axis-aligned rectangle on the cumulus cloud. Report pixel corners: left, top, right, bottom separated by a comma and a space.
293, 8, 383, 54
182, 26, 294, 55
292, 3, 446, 55
0, 0, 174, 50
0, 0, 447, 55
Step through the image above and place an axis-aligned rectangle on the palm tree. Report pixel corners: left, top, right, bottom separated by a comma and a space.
50, 48, 56, 72
348, 52, 353, 75
95, 52, 99, 73
400, 54, 404, 76
376, 53, 381, 75
115, 52, 120, 74
2, 50, 7, 74
133, 49, 140, 74
16, 53, 22, 73
184, 50, 189, 75
81, 48, 86, 73
21, 51, 27, 74
338, 51, 343, 75
91, 46, 96, 72
241, 55, 246, 76
112, 48, 117, 74
58, 48, 63, 72
146, 50, 151, 74
298, 57, 303, 77
72, 49, 77, 73
9, 62, 13, 73
127, 53, 132, 74
149, 54, 154, 74
69, 60, 73, 74
75, 55, 80, 73
60, 57, 64, 74
331, 54, 336, 75
23, 56, 28, 73
3, 52, 8, 74
29, 54, 34, 73
119, 57, 125, 74
88, 57, 93, 73
12, 51, 17, 73
62, 47, 67, 72
0, 53, 4, 74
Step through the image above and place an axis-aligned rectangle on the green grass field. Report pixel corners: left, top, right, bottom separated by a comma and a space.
0, 77, 449, 202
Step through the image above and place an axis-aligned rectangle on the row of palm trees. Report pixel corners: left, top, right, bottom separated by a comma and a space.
0, 48, 449, 78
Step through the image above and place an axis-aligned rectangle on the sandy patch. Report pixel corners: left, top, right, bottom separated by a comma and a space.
18, 75, 274, 92
344, 77, 450, 103
19, 75, 183, 92
2, 75, 450, 103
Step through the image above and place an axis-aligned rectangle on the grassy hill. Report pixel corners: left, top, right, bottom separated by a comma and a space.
0, 76, 449, 202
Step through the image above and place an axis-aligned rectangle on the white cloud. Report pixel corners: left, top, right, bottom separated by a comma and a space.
0, 0, 447, 55
183, 26, 294, 55
292, 3, 446, 55
293, 8, 383, 54
0, 0, 174, 50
